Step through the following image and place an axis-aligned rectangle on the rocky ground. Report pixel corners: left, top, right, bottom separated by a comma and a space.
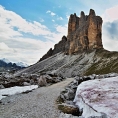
58, 73, 118, 118
0, 78, 74, 118
0, 72, 64, 89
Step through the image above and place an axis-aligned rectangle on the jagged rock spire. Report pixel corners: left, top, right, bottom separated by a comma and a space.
89, 9, 96, 16
40, 9, 103, 61
67, 9, 103, 54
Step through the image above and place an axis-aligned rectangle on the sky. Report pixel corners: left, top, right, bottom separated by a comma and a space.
0, 0, 118, 65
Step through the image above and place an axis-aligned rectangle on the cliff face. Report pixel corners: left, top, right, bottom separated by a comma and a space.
67, 9, 103, 54
40, 9, 103, 61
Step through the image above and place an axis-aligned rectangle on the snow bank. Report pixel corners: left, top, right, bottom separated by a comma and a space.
74, 76, 118, 118
0, 85, 38, 100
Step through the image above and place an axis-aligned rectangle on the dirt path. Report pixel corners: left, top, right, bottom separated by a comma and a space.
0, 78, 74, 118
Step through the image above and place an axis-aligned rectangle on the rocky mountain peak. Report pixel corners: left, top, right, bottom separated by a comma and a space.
67, 9, 103, 54
80, 11, 85, 18
40, 9, 103, 61
89, 9, 96, 16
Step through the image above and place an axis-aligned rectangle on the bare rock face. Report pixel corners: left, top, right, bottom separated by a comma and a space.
39, 36, 67, 61
53, 36, 67, 55
40, 9, 103, 61
67, 9, 103, 54
39, 48, 53, 61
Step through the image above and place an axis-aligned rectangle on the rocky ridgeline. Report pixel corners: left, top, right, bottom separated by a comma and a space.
40, 9, 103, 61
57, 73, 118, 117
0, 72, 64, 89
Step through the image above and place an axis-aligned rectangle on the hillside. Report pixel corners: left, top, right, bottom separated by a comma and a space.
15, 49, 118, 77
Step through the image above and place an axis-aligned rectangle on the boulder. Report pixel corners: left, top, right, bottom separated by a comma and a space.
99, 75, 105, 79
23, 82, 31, 86
64, 88, 75, 100
58, 103, 80, 116
0, 84, 5, 89
30, 79, 35, 85
38, 76, 47, 87
30, 74, 40, 79
108, 73, 118, 77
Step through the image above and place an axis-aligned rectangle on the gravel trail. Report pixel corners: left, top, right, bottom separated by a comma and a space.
0, 78, 74, 118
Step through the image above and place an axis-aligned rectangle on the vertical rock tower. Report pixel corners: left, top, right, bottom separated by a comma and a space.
40, 9, 103, 61
67, 9, 103, 54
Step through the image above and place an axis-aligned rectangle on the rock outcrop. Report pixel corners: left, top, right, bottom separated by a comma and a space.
40, 36, 67, 61
40, 9, 103, 61
67, 9, 103, 54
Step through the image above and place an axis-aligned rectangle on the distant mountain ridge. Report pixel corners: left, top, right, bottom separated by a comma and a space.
1, 58, 28, 67
0, 58, 28, 72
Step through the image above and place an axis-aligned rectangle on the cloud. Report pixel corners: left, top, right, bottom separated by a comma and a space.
0, 6, 53, 37
0, 37, 55, 64
55, 25, 67, 35
46, 10, 51, 13
39, 18, 44, 22
103, 20, 118, 40
102, 5, 118, 51
0, 5, 67, 65
102, 5, 118, 22
66, 15, 69, 20
0, 42, 13, 51
46, 10, 63, 21
102, 20, 118, 51
44, 24, 67, 42
58, 17, 63, 20
46, 10, 56, 16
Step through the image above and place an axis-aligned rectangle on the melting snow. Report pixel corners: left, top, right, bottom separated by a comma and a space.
74, 76, 118, 118
0, 85, 38, 100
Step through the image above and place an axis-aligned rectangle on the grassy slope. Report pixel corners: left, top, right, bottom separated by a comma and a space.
84, 49, 118, 75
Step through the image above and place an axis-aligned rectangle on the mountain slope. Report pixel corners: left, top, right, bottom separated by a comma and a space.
84, 49, 118, 75
14, 51, 95, 77
15, 49, 118, 77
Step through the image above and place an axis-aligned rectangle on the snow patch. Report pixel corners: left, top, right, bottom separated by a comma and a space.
16, 62, 28, 67
74, 76, 118, 118
0, 85, 38, 100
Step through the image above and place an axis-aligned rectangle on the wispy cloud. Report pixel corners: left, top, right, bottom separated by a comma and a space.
0, 42, 14, 51
58, 17, 63, 20
66, 15, 69, 20
46, 10, 56, 16
39, 18, 44, 22
46, 10, 63, 21
102, 5, 118, 22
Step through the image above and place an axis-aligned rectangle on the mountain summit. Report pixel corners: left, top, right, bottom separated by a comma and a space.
40, 9, 103, 61
15, 9, 118, 77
